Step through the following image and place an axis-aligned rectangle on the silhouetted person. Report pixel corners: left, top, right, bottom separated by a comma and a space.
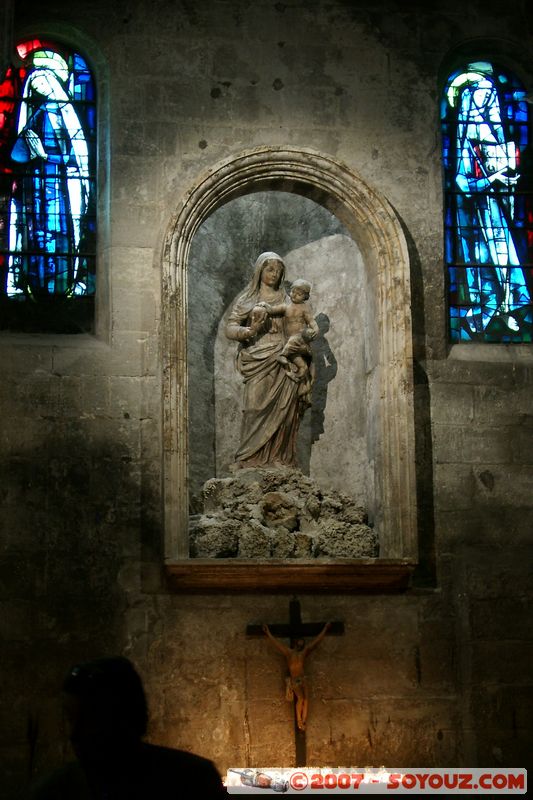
28, 656, 227, 799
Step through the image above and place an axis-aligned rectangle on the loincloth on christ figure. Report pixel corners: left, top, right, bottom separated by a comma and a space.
285, 675, 307, 700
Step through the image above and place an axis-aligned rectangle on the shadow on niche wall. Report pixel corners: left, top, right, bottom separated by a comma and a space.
296, 313, 338, 475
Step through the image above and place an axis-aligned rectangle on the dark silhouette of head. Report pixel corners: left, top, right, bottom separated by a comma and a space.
315, 313, 330, 336
62, 656, 148, 765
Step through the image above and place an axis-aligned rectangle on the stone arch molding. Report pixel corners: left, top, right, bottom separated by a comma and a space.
161, 146, 417, 562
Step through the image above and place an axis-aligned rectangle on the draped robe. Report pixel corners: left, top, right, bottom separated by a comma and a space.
226, 255, 303, 468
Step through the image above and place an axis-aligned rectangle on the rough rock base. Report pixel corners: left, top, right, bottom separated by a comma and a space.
189, 468, 378, 559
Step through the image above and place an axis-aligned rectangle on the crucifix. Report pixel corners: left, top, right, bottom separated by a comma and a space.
246, 597, 344, 767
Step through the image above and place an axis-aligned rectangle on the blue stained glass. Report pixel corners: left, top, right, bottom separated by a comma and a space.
73, 54, 88, 71
0, 40, 96, 319
442, 62, 533, 342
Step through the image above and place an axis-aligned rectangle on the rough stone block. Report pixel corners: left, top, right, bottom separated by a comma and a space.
434, 464, 476, 511
430, 382, 474, 425
261, 492, 300, 531
474, 384, 531, 425
238, 522, 273, 558
108, 376, 143, 419
471, 685, 533, 733
192, 468, 376, 559
472, 465, 533, 508
108, 246, 155, 292
315, 521, 378, 558
417, 639, 455, 692
189, 517, 239, 558
293, 532, 313, 558
470, 642, 533, 685
79, 375, 110, 416
433, 424, 514, 464
270, 527, 296, 558
470, 597, 531, 641
464, 548, 533, 600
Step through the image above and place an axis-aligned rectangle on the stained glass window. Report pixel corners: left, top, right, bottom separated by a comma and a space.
442, 61, 533, 342
0, 39, 96, 332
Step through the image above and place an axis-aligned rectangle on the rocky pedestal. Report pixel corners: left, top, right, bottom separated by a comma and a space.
189, 468, 378, 559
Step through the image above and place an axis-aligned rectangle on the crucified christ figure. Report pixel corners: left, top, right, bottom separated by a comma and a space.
262, 622, 331, 731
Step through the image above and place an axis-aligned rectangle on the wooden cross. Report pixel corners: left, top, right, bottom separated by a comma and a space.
247, 597, 344, 767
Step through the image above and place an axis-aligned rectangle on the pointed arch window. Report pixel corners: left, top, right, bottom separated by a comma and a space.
0, 39, 96, 332
441, 61, 533, 342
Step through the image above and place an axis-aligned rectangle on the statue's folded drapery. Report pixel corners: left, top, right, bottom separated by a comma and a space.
235, 331, 301, 465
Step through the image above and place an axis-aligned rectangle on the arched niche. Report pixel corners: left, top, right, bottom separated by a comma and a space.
161, 146, 417, 570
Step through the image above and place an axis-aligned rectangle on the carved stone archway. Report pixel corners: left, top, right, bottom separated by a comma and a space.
161, 146, 417, 565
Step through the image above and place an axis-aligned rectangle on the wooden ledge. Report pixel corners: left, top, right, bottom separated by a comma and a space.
164, 559, 415, 593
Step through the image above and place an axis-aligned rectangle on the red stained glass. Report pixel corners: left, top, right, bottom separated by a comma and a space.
16, 40, 45, 60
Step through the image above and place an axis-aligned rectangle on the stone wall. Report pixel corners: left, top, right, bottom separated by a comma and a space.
1, 0, 532, 796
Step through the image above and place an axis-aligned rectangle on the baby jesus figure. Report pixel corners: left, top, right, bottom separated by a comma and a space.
256, 278, 319, 382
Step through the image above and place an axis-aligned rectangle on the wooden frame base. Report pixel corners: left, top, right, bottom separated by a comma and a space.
165, 559, 415, 593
